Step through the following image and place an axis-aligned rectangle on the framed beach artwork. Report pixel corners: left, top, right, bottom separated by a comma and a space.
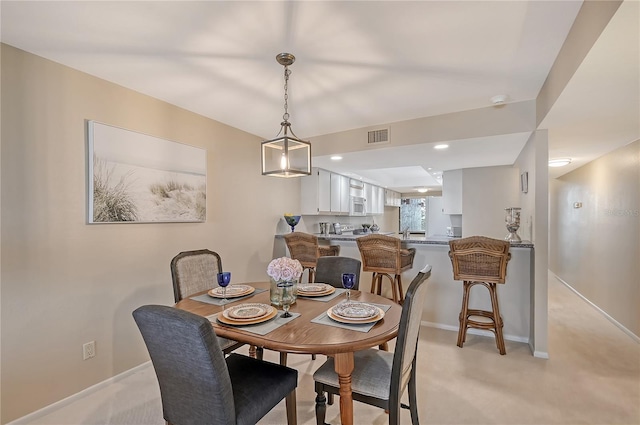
87, 121, 206, 223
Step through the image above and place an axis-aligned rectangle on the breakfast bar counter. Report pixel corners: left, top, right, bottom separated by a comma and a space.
274, 233, 535, 352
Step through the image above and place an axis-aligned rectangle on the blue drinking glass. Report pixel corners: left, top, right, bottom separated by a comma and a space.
342, 273, 356, 302
216, 272, 231, 304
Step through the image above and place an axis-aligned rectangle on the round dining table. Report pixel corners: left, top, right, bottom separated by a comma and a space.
174, 281, 402, 425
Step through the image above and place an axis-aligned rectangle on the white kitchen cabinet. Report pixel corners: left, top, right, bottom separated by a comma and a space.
376, 186, 385, 213
300, 168, 331, 214
330, 172, 350, 214
364, 182, 373, 214
301, 168, 349, 215
442, 169, 463, 214
385, 189, 401, 207
364, 183, 385, 215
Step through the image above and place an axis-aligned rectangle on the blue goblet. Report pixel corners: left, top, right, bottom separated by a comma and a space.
216, 272, 231, 304
284, 215, 301, 233
342, 273, 356, 302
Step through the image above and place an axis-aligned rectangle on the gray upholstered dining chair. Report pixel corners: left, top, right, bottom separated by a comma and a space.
133, 305, 298, 425
314, 256, 361, 290
313, 264, 432, 425
170, 249, 250, 356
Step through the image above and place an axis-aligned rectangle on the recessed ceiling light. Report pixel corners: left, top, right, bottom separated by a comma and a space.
427, 167, 432, 170
417, 188, 429, 193
330, 155, 343, 161
549, 158, 572, 167
434, 144, 449, 150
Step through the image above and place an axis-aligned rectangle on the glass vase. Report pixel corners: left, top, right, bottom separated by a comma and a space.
270, 278, 298, 306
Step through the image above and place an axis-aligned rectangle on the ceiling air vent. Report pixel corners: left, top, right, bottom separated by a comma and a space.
367, 128, 389, 145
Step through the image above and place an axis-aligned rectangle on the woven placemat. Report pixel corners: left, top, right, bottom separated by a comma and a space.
190, 288, 267, 306
207, 310, 300, 336
297, 287, 346, 302
310, 302, 392, 333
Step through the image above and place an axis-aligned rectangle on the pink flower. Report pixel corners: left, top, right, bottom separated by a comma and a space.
267, 257, 303, 282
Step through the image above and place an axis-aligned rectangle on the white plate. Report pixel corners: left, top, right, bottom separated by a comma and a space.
298, 283, 332, 293
223, 303, 273, 320
332, 302, 378, 320
208, 285, 254, 298
327, 306, 385, 324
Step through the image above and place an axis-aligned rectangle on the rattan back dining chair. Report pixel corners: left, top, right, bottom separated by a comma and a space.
170, 249, 248, 356
133, 305, 298, 425
448, 236, 511, 354
313, 265, 432, 425
283, 232, 340, 283
314, 256, 361, 289
356, 234, 416, 304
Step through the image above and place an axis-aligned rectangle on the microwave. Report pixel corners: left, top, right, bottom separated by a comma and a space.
350, 196, 366, 216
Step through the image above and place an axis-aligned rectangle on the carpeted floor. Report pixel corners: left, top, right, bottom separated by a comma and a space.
16, 273, 640, 425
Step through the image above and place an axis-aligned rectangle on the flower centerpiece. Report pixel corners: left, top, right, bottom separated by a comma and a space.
283, 213, 301, 232
267, 257, 303, 306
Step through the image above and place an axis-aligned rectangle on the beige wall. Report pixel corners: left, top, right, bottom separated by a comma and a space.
310, 100, 536, 157
461, 166, 520, 239
549, 140, 640, 337
514, 130, 549, 357
0, 44, 301, 423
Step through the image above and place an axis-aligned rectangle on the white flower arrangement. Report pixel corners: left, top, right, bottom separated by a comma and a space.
267, 257, 303, 282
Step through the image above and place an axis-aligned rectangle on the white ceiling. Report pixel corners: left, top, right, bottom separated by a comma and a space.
1, 1, 637, 193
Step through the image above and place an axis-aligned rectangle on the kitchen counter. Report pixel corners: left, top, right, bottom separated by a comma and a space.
274, 232, 536, 354
276, 232, 533, 248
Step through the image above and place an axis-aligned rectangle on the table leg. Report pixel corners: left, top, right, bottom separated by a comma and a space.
333, 352, 355, 425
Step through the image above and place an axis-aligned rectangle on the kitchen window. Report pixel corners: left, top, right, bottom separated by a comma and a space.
400, 198, 427, 234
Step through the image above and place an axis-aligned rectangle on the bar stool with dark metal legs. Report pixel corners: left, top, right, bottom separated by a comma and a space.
448, 236, 511, 355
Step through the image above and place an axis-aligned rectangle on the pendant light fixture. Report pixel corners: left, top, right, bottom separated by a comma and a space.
261, 53, 312, 177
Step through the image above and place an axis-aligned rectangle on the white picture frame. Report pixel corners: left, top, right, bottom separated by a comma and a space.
88, 121, 206, 223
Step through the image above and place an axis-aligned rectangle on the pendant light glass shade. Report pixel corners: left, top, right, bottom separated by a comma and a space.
261, 53, 312, 177
261, 127, 311, 177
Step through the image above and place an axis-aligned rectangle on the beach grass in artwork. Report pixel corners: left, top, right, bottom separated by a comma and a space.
89, 122, 206, 223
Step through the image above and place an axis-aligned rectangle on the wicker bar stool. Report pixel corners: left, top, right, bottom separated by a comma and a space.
356, 234, 416, 304
283, 232, 340, 283
448, 236, 511, 355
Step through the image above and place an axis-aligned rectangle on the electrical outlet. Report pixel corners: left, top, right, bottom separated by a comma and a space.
83, 341, 96, 360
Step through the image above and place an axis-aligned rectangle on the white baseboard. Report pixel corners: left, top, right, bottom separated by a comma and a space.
7, 361, 152, 425
552, 273, 640, 344
421, 321, 530, 344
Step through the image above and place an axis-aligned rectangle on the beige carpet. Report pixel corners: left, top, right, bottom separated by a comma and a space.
17, 273, 640, 425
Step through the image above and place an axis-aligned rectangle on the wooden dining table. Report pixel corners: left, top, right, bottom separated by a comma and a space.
174, 281, 402, 425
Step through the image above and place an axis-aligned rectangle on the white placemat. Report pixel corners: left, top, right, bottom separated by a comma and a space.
207, 310, 300, 336
297, 287, 346, 302
310, 302, 393, 333
190, 288, 267, 306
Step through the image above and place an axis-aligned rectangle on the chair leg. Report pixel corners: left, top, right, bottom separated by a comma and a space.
408, 369, 419, 425
489, 283, 506, 355
370, 272, 377, 294
308, 268, 315, 283
315, 390, 327, 425
311, 354, 316, 360
285, 389, 297, 425
395, 274, 405, 304
327, 393, 334, 405
280, 352, 288, 365
457, 282, 471, 348
250, 345, 264, 360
